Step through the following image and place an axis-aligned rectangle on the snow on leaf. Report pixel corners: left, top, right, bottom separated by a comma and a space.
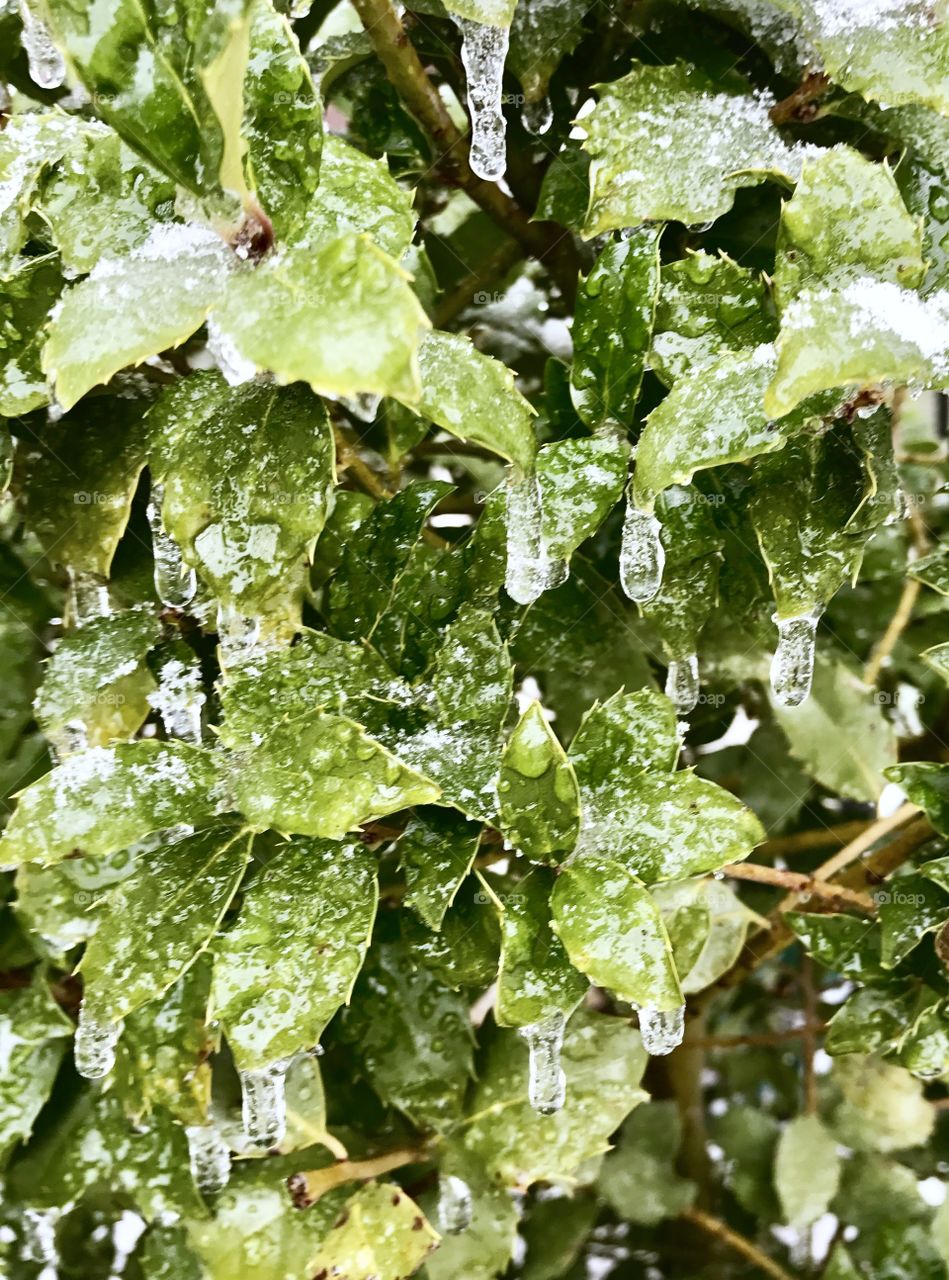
498, 701, 579, 860
494, 867, 587, 1028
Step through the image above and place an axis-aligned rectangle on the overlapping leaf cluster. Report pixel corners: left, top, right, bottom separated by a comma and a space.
3, 0, 949, 1277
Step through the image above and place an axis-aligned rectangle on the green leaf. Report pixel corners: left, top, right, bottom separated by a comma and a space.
654, 877, 764, 994
535, 145, 591, 231
599, 1102, 696, 1225
885, 762, 949, 834
308, 1182, 439, 1280
300, 135, 417, 260
494, 868, 587, 1027
43, 224, 233, 411
150, 374, 335, 613
498, 702, 579, 859
518, 1195, 597, 1280
0, 255, 63, 416
339, 917, 474, 1129
80, 826, 250, 1026
551, 856, 682, 1011
211, 837, 377, 1070
825, 987, 916, 1057
570, 229, 661, 429
878, 874, 949, 968
1, 741, 222, 867
425, 1147, 518, 1280
231, 710, 440, 837
404, 873, 501, 990
871, 1224, 947, 1280
0, 973, 72, 1167
438, 0, 516, 24
43, 0, 254, 202
774, 1114, 841, 1227
785, 912, 881, 980
462, 1008, 648, 1186
772, 655, 898, 801
507, 0, 587, 101
910, 546, 949, 596
580, 61, 801, 235
832, 1055, 935, 1153
537, 435, 629, 563
412, 330, 537, 472
212, 234, 429, 402
400, 808, 482, 932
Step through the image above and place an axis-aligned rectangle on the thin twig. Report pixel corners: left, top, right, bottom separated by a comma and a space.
682, 1207, 796, 1280
862, 577, 921, 686
433, 238, 523, 328
690, 1024, 825, 1049
809, 801, 918, 884
720, 863, 876, 914
759, 820, 872, 860
287, 1146, 427, 1208
800, 956, 818, 1115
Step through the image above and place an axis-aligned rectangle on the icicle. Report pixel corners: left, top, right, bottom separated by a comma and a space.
505, 471, 548, 605
74, 1007, 122, 1079
639, 1004, 685, 1056
19, 1, 66, 90
519, 1011, 566, 1115
149, 658, 205, 745
770, 610, 819, 708
619, 500, 665, 603
457, 18, 510, 182
206, 319, 256, 387
216, 602, 261, 666
185, 1123, 232, 1195
521, 95, 553, 135
66, 569, 111, 627
240, 1059, 291, 1149
665, 654, 700, 716
21, 1208, 59, 1266
438, 1175, 473, 1235
147, 483, 197, 609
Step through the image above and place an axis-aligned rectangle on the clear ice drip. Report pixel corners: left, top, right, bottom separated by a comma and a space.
66, 568, 112, 627
438, 1175, 473, 1235
149, 658, 205, 745
519, 1011, 566, 1115
457, 18, 510, 182
19, 1, 66, 89
770, 611, 819, 708
505, 471, 548, 605
619, 501, 665, 603
639, 1004, 685, 1056
147, 483, 197, 609
217, 602, 261, 666
665, 654, 700, 716
185, 1123, 232, 1195
521, 96, 553, 135
240, 1059, 290, 1149
21, 1208, 59, 1265
74, 1007, 122, 1079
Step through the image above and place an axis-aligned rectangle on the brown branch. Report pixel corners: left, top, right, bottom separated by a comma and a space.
800, 956, 818, 1115
682, 1208, 796, 1280
287, 1147, 427, 1209
348, 0, 578, 299
690, 1024, 825, 1049
720, 862, 876, 914
433, 238, 523, 328
808, 802, 919, 884
759, 819, 872, 860
769, 72, 830, 125
862, 577, 921, 686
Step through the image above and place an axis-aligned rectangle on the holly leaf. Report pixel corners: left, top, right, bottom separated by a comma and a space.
494, 868, 587, 1027
400, 808, 482, 932
0, 974, 72, 1167
0, 255, 63, 416
498, 701, 579, 860
537, 435, 629, 563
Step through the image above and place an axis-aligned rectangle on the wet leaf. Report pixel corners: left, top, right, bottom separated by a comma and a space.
494, 868, 587, 1027
498, 701, 579, 860
774, 1114, 841, 1227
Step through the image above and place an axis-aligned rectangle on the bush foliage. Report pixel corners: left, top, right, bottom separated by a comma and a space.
3, 0, 949, 1276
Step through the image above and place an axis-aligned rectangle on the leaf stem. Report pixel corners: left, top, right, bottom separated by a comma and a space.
682, 1207, 796, 1280
287, 1146, 428, 1208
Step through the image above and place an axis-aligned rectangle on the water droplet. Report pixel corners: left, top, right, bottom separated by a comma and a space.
19, 1, 65, 89
438, 1175, 473, 1235
665, 654, 699, 716
21, 1208, 59, 1266
639, 1004, 685, 1056
66, 568, 112, 627
619, 500, 665, 603
206, 318, 257, 387
239, 1058, 291, 1149
457, 18, 510, 182
519, 1011, 566, 1115
185, 1123, 232, 1195
505, 471, 548, 605
217, 602, 261, 667
770, 611, 819, 708
521, 95, 553, 135
74, 1007, 122, 1079
147, 483, 197, 609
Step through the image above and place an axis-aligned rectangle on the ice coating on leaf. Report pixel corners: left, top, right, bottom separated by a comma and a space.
505, 471, 548, 605
770, 611, 820, 708
240, 1058, 291, 1149
638, 1004, 685, 1056
520, 1011, 567, 1115
457, 18, 510, 182
185, 1123, 232, 1195
438, 1174, 474, 1235
665, 654, 700, 717
19, 1, 66, 89
149, 657, 205, 744
620, 500, 665, 603
74, 1006, 122, 1079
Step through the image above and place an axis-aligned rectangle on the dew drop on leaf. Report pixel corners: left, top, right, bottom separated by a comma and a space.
457, 18, 510, 182
147, 483, 197, 609
74, 1007, 122, 1079
239, 1058, 291, 1149
185, 1123, 232, 1195
665, 654, 700, 716
19, 1, 66, 89
619, 500, 664, 603
770, 612, 820, 708
505, 471, 548, 605
437, 1174, 473, 1235
638, 1004, 685, 1056
520, 1011, 567, 1115
521, 96, 554, 136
